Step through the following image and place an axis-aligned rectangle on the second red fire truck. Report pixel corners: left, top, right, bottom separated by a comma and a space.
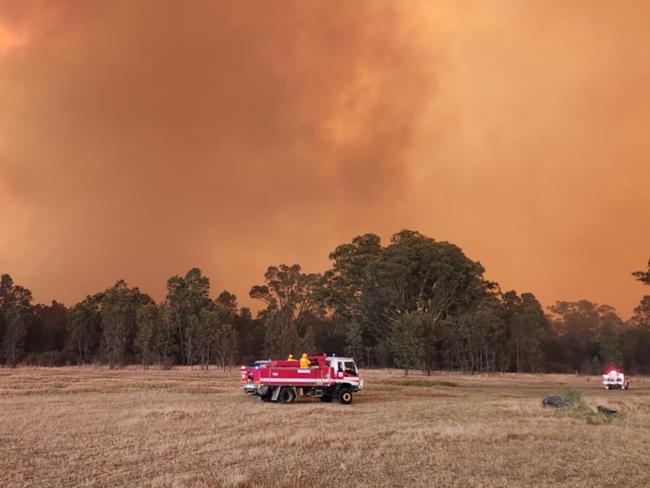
241, 354, 363, 404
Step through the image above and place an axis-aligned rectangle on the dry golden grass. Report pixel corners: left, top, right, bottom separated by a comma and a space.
1, 367, 650, 487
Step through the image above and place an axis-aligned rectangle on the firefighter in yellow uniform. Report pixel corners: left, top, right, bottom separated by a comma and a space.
299, 353, 310, 368
287, 354, 296, 361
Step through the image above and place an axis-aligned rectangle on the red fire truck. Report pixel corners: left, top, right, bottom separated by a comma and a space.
240, 354, 363, 404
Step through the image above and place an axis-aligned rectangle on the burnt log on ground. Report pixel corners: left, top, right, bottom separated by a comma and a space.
542, 395, 569, 408
597, 405, 618, 415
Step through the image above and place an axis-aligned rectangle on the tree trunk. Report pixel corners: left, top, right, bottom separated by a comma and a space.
516, 340, 521, 373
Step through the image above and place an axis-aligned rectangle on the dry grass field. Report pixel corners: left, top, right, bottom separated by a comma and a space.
1, 367, 650, 487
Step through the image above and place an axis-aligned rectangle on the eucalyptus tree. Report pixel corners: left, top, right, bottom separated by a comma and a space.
163, 268, 211, 365
27, 301, 67, 356
250, 264, 322, 357
194, 292, 237, 370
0, 274, 33, 365
365, 230, 490, 370
66, 295, 102, 365
317, 234, 382, 364
135, 303, 161, 369
625, 261, 650, 372
548, 300, 623, 373
502, 291, 548, 372
100, 280, 153, 368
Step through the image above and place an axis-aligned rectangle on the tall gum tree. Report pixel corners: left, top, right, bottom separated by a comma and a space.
250, 264, 321, 357
163, 268, 211, 366
0, 274, 33, 366
100, 280, 153, 369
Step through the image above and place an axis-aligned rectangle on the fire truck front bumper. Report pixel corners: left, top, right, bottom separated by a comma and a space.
244, 383, 259, 394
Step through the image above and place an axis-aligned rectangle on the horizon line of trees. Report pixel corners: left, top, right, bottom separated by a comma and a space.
1, 229, 650, 374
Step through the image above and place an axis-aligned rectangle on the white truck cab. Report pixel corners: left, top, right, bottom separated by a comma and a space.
327, 356, 363, 390
602, 369, 629, 390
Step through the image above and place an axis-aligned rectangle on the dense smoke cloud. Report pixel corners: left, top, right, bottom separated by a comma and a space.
1, 1, 649, 314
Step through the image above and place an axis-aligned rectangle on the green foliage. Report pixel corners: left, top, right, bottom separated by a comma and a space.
318, 233, 382, 325
632, 259, 650, 285
624, 297, 650, 372
234, 307, 264, 366
562, 387, 586, 409
560, 387, 617, 424
548, 300, 623, 372
100, 280, 152, 369
445, 297, 508, 373
599, 326, 623, 366
344, 321, 363, 358
503, 291, 548, 372
200, 298, 237, 370
27, 302, 67, 354
135, 303, 160, 369
66, 297, 101, 365
1, 274, 33, 365
250, 264, 321, 357
3, 305, 26, 366
2, 244, 650, 373
164, 268, 212, 366
158, 306, 178, 369
390, 312, 428, 374
318, 230, 491, 371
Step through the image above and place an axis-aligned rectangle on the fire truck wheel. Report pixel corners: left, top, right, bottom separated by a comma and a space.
339, 388, 353, 405
320, 394, 333, 403
278, 387, 296, 404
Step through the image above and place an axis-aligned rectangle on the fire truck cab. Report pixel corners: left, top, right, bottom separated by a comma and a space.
241, 354, 363, 405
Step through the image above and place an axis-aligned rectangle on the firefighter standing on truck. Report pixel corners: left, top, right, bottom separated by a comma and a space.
300, 353, 310, 368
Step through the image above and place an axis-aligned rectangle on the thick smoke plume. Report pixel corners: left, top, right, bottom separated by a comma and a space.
1, 1, 649, 314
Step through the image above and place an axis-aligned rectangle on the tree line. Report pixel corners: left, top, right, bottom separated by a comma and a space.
1, 230, 649, 374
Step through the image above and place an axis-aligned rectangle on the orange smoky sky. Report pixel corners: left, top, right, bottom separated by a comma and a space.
0, 1, 649, 316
